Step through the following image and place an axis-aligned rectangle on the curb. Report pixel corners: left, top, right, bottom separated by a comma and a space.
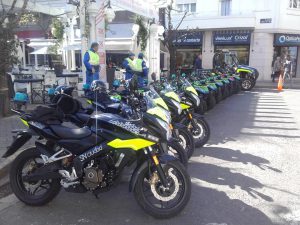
0, 153, 18, 189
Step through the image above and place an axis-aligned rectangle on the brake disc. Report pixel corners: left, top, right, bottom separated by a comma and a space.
150, 168, 180, 202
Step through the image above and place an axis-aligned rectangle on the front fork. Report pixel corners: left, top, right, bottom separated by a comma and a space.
147, 147, 168, 187
184, 110, 199, 133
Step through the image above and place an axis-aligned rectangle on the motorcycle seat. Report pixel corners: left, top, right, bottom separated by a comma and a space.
75, 113, 91, 125
50, 125, 92, 139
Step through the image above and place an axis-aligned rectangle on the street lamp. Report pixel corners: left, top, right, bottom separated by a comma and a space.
105, 1, 115, 22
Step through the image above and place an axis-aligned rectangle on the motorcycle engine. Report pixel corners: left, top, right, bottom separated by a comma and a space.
82, 167, 105, 190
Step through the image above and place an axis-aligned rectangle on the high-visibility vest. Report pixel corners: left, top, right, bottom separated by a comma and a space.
135, 58, 143, 72
125, 58, 136, 70
88, 50, 100, 65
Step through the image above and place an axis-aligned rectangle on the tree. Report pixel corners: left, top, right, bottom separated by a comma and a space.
163, 0, 188, 74
0, 0, 29, 116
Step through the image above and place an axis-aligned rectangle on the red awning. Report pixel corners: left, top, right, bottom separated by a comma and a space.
16, 30, 45, 39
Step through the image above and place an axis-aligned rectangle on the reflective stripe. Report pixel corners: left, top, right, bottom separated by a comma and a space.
88, 50, 100, 65
135, 58, 143, 72
126, 58, 136, 70
107, 138, 155, 151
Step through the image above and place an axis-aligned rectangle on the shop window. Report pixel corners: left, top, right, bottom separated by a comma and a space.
176, 49, 201, 69
220, 0, 232, 16
289, 0, 300, 9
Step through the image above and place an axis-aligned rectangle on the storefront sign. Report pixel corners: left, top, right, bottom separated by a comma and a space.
213, 32, 251, 45
173, 31, 203, 46
274, 33, 300, 46
260, 18, 272, 24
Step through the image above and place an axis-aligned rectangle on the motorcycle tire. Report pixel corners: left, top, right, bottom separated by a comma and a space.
222, 85, 229, 99
181, 116, 210, 148
134, 160, 191, 219
167, 142, 188, 167
177, 128, 195, 159
10, 148, 61, 206
207, 92, 216, 110
216, 87, 223, 103
241, 78, 254, 91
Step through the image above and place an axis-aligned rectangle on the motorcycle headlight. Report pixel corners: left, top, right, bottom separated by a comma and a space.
191, 93, 200, 107
170, 99, 182, 115
156, 118, 172, 141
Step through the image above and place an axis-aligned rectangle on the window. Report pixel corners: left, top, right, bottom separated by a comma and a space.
289, 0, 300, 8
176, 3, 197, 13
220, 0, 231, 16
191, 3, 196, 12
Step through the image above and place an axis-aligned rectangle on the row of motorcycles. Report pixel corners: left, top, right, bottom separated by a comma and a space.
175, 68, 242, 114
3, 72, 211, 219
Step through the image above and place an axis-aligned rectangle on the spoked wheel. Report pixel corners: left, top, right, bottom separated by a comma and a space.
167, 142, 188, 167
177, 128, 195, 159
134, 160, 191, 219
10, 148, 61, 206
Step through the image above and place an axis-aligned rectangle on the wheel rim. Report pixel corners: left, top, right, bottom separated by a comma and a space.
16, 157, 52, 198
178, 135, 187, 149
189, 121, 205, 140
142, 166, 185, 209
242, 80, 251, 89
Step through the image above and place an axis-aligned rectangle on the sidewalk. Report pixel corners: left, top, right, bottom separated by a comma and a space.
255, 79, 300, 89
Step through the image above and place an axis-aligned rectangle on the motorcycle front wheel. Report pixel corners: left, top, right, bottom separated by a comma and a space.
181, 116, 210, 147
177, 128, 195, 159
134, 160, 191, 219
166, 142, 188, 167
10, 148, 61, 206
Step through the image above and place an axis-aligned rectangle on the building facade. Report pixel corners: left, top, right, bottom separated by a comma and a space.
172, 0, 300, 80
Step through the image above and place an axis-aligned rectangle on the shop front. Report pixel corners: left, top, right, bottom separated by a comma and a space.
273, 33, 300, 77
173, 31, 203, 70
213, 30, 252, 65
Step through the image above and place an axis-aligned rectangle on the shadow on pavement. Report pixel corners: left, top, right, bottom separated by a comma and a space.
197, 147, 282, 172
190, 162, 274, 202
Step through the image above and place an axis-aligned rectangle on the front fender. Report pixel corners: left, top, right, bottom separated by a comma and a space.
128, 154, 177, 192
2, 130, 32, 158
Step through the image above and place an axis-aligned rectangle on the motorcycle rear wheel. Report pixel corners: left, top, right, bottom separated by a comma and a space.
10, 148, 61, 206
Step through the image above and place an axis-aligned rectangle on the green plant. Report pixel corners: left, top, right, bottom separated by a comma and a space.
135, 16, 149, 51
48, 18, 65, 55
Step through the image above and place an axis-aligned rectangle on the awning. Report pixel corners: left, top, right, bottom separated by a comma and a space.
27, 39, 56, 48
106, 23, 135, 39
105, 39, 133, 52
30, 47, 48, 55
63, 45, 81, 51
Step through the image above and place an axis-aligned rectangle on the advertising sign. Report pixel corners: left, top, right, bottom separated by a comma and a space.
213, 32, 251, 45
173, 31, 203, 46
274, 33, 300, 46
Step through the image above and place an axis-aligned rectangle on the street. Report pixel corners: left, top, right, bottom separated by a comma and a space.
0, 88, 300, 225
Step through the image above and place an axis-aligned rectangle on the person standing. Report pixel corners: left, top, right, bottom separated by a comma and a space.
194, 53, 203, 70
272, 56, 282, 82
84, 42, 100, 86
122, 52, 136, 81
283, 55, 292, 81
135, 53, 149, 87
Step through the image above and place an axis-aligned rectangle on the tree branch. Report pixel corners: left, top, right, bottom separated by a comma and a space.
174, 11, 188, 31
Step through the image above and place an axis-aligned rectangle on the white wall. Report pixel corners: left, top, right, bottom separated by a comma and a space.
202, 31, 214, 69
249, 32, 274, 81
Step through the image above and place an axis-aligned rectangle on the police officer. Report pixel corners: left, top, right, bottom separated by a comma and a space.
122, 52, 136, 81
135, 53, 149, 87
84, 42, 100, 86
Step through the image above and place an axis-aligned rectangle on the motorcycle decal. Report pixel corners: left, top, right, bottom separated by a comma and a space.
79, 145, 103, 162
147, 107, 168, 123
86, 99, 92, 104
180, 103, 190, 110
153, 98, 169, 110
237, 68, 252, 73
109, 120, 140, 135
165, 92, 180, 102
107, 138, 155, 151
20, 118, 29, 127
186, 86, 198, 96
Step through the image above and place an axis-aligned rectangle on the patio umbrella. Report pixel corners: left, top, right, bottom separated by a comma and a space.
30, 47, 49, 55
